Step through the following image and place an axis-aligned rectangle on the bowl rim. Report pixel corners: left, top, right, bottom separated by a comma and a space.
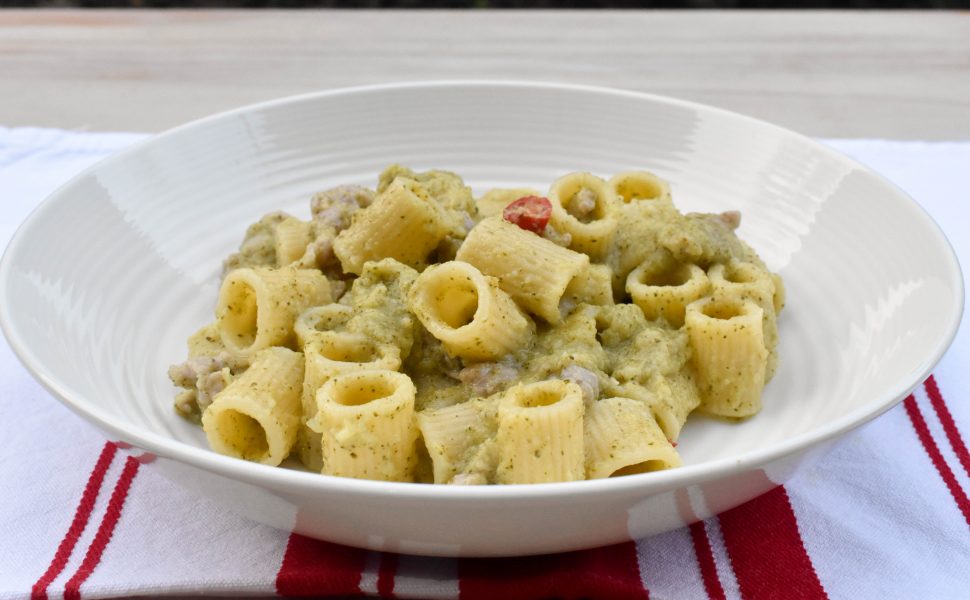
0, 80, 964, 500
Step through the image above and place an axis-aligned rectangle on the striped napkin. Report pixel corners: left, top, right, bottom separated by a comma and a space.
1, 128, 968, 600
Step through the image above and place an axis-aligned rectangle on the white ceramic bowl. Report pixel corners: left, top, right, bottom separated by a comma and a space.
0, 82, 962, 557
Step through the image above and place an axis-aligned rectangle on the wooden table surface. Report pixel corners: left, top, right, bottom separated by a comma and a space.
1, 9, 969, 139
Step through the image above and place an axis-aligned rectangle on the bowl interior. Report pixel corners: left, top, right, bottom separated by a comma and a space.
1, 82, 961, 482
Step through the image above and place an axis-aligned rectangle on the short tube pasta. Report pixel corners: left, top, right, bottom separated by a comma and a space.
299, 332, 402, 471
455, 216, 589, 323
496, 380, 585, 484
585, 396, 681, 478
608, 373, 700, 443
216, 266, 331, 359
309, 369, 419, 481
652, 372, 701, 442
274, 217, 313, 266
686, 296, 768, 418
333, 177, 448, 274
608, 170, 673, 205
627, 260, 710, 327
408, 261, 534, 361
201, 347, 304, 466
708, 260, 781, 379
605, 172, 678, 296
173, 165, 785, 485
417, 397, 497, 484
547, 172, 618, 259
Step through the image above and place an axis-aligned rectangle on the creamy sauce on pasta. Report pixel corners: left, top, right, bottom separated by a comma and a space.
169, 165, 783, 484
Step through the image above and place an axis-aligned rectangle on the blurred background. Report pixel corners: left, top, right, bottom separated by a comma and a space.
2, 3, 968, 137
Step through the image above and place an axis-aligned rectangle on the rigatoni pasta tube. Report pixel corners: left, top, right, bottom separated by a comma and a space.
585, 396, 681, 479
274, 217, 313, 266
408, 261, 534, 361
605, 172, 678, 296
495, 380, 585, 484
455, 216, 589, 323
547, 172, 618, 259
201, 347, 304, 466
417, 397, 497, 484
627, 260, 710, 327
333, 177, 448, 275
299, 332, 402, 472
708, 260, 780, 379
686, 296, 768, 418
309, 369, 419, 482
651, 372, 701, 442
607, 373, 700, 443
608, 170, 673, 205
216, 266, 331, 359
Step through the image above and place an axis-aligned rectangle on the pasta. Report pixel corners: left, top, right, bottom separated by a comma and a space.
563, 263, 615, 308
170, 165, 784, 485
685, 296, 768, 417
708, 260, 781, 378
200, 347, 304, 466
333, 177, 449, 275
547, 172, 618, 259
216, 266, 331, 358
627, 259, 711, 327
496, 380, 586, 484
408, 260, 534, 361
417, 397, 498, 484
308, 369, 419, 481
299, 332, 402, 471
585, 396, 681, 478
455, 216, 589, 323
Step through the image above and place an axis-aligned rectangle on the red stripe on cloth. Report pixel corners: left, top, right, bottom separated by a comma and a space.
62, 455, 141, 600
905, 394, 970, 526
459, 541, 648, 600
718, 486, 826, 600
31, 442, 119, 600
689, 521, 726, 600
925, 376, 970, 480
275, 533, 368, 597
376, 552, 398, 597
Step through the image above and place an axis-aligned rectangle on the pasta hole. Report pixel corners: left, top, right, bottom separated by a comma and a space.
437, 285, 479, 329
615, 179, 663, 203
311, 310, 352, 332
699, 298, 747, 320
320, 337, 379, 364
332, 377, 396, 406
638, 263, 692, 287
564, 186, 607, 224
519, 388, 564, 408
214, 409, 269, 461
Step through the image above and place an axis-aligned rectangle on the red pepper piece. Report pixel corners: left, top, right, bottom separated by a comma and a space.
502, 195, 552, 234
